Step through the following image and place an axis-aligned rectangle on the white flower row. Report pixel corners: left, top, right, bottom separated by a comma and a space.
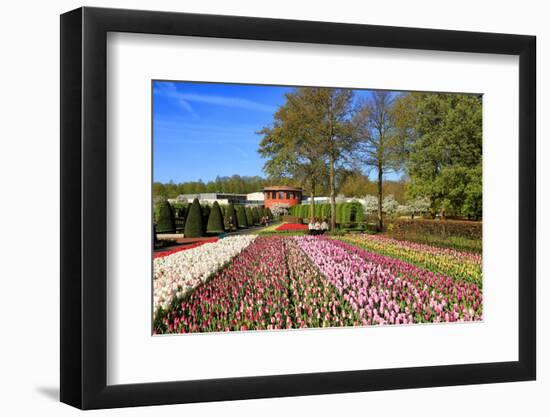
153, 235, 257, 311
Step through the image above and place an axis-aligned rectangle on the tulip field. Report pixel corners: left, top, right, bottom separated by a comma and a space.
153, 234, 482, 334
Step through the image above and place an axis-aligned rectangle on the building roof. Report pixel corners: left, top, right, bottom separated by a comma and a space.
263, 185, 303, 192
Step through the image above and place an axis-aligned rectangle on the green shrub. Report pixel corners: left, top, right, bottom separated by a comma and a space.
183, 198, 204, 237
245, 207, 254, 226
342, 203, 352, 223
156, 200, 175, 233
201, 205, 211, 233
224, 203, 238, 231
252, 207, 260, 225
206, 201, 225, 234
176, 205, 187, 219
354, 203, 365, 223
336, 203, 344, 224
266, 207, 273, 220
387, 219, 482, 239
236, 205, 247, 228
321, 204, 331, 220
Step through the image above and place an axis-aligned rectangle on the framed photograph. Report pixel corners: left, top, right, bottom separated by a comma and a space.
60, 6, 536, 410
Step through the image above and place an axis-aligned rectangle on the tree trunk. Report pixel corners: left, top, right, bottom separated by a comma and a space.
377, 165, 383, 231
329, 155, 336, 230
309, 177, 316, 223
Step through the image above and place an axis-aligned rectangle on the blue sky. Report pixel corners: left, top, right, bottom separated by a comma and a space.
153, 81, 376, 183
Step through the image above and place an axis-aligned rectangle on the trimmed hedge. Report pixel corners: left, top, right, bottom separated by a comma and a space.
224, 203, 238, 231
156, 200, 175, 233
206, 201, 224, 234
171, 203, 187, 220
245, 207, 254, 227
290, 202, 366, 225
184, 198, 204, 238
335, 204, 344, 223
252, 207, 260, 225
355, 203, 365, 223
201, 205, 211, 233
236, 205, 248, 228
387, 219, 482, 239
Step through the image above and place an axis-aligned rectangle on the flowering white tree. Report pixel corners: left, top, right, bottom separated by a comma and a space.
382, 194, 399, 216
408, 196, 431, 218
359, 194, 378, 216
393, 196, 431, 218
396, 204, 411, 216
269, 203, 290, 218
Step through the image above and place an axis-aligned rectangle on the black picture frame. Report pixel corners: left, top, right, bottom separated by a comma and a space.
60, 6, 536, 410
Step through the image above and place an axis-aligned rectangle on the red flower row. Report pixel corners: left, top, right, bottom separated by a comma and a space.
153, 238, 219, 259
275, 223, 309, 231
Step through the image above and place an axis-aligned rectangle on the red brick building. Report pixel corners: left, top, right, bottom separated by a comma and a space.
263, 186, 303, 209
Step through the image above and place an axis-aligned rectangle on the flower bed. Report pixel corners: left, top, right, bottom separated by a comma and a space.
295, 236, 482, 325
153, 238, 219, 259
155, 236, 358, 334
153, 235, 256, 311
340, 234, 482, 286
154, 234, 483, 334
275, 223, 309, 231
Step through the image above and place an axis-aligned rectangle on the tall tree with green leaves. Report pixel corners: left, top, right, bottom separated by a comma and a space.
394, 92, 482, 219
353, 91, 405, 230
259, 87, 355, 228
258, 89, 327, 222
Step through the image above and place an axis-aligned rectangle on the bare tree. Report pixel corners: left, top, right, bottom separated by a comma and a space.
353, 91, 404, 230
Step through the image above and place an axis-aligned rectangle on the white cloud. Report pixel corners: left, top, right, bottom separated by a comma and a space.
154, 82, 276, 114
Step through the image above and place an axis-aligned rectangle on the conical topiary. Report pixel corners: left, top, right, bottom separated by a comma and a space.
236, 205, 247, 228
252, 207, 260, 225
201, 205, 211, 233
184, 198, 204, 238
207, 201, 225, 234
156, 200, 175, 233
245, 207, 254, 227
224, 203, 237, 231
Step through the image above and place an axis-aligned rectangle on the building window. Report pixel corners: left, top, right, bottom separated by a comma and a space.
272, 191, 276, 199
279, 191, 284, 199
285, 192, 290, 199
289, 192, 294, 200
